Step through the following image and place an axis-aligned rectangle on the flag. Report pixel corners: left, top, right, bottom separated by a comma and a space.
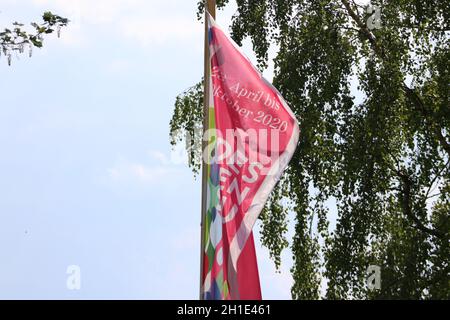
201, 13, 299, 300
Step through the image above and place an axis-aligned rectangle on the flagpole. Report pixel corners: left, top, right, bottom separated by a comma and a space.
200, 0, 216, 300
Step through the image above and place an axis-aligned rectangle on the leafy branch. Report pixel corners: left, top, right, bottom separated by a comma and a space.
0, 11, 69, 65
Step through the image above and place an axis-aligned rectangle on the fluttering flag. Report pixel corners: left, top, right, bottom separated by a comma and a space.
201, 13, 299, 300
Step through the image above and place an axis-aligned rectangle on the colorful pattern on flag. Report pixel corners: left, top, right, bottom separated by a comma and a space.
202, 14, 299, 300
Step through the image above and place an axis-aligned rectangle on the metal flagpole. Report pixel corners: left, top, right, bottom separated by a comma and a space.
200, 0, 216, 300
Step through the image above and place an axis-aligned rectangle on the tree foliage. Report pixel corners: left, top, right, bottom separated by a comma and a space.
0, 11, 69, 65
170, 0, 449, 299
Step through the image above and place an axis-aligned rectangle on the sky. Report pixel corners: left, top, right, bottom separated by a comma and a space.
0, 0, 294, 299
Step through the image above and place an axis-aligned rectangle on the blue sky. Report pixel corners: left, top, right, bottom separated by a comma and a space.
0, 0, 294, 299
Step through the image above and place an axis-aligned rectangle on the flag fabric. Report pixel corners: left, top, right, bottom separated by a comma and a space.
202, 13, 300, 300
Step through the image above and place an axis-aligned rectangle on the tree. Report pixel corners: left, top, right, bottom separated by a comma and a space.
170, 0, 449, 299
0, 11, 69, 65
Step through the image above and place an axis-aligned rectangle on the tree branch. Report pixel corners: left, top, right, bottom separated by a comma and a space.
424, 159, 450, 200
403, 86, 450, 157
399, 171, 446, 239
340, 0, 450, 158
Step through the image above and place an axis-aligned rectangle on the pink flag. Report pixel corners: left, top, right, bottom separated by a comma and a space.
202, 14, 299, 300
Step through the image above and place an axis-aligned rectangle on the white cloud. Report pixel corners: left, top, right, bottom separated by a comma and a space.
132, 164, 169, 182
119, 15, 200, 47
29, 0, 202, 48
106, 149, 182, 184
171, 226, 199, 250
108, 161, 172, 184
148, 150, 169, 165
58, 23, 87, 47
31, 0, 142, 24
104, 58, 132, 74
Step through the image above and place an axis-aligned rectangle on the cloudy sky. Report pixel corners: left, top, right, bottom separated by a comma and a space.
0, 0, 294, 299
